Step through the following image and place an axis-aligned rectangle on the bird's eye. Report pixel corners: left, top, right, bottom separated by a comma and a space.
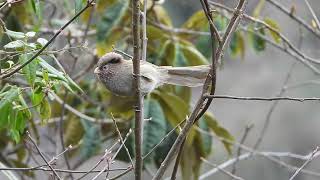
102, 65, 107, 70
108, 58, 120, 64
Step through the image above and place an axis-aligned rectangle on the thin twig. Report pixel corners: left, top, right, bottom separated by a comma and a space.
303, 0, 320, 31
0, 167, 128, 173
197, 128, 320, 179
230, 124, 253, 178
26, 131, 62, 180
266, 0, 320, 39
76, 139, 120, 180
111, 114, 134, 166
109, 167, 134, 180
205, 95, 320, 102
289, 146, 320, 180
59, 91, 73, 179
201, 157, 245, 180
253, 62, 296, 149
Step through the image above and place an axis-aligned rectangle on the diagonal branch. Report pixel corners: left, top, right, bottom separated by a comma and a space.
151, 1, 246, 180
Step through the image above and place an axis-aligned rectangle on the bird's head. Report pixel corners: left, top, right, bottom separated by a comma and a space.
94, 52, 123, 76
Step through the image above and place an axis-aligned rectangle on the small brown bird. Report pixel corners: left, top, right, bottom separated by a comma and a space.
94, 52, 210, 96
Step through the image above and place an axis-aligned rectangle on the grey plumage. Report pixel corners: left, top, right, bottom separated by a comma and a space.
94, 52, 210, 96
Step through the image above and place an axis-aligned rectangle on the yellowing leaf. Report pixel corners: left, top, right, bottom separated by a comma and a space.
180, 44, 208, 65
182, 10, 207, 31
264, 17, 281, 43
152, 6, 172, 26
204, 112, 234, 155
229, 31, 245, 59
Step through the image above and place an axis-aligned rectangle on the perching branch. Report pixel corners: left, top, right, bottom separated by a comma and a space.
131, 0, 143, 180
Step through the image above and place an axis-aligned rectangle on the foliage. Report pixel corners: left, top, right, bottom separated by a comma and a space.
0, 0, 281, 179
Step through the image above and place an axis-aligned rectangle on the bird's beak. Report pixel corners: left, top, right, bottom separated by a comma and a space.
94, 67, 100, 74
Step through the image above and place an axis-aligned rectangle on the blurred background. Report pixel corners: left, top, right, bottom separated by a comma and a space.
1, 0, 320, 179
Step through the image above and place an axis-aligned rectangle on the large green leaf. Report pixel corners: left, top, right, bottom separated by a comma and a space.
143, 99, 167, 163
195, 117, 212, 157
181, 10, 207, 31
0, 87, 20, 130
204, 112, 234, 155
20, 54, 37, 87
96, 0, 129, 41
39, 98, 51, 124
157, 40, 176, 65
152, 90, 188, 126
38, 57, 83, 93
180, 43, 208, 65
154, 123, 177, 167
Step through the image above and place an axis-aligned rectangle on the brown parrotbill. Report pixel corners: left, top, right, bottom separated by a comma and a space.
94, 52, 210, 96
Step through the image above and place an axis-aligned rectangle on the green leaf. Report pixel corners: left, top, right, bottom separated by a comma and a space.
4, 40, 24, 49
39, 98, 51, 124
154, 123, 177, 167
31, 0, 42, 20
157, 40, 176, 65
181, 10, 207, 31
5, 30, 25, 39
75, 0, 86, 21
38, 57, 83, 93
147, 25, 168, 42
214, 15, 228, 31
180, 43, 208, 65
143, 99, 167, 163
97, 0, 129, 41
195, 118, 212, 157
20, 54, 37, 87
248, 23, 266, 52
264, 17, 281, 43
152, 90, 189, 126
229, 31, 245, 59
10, 129, 20, 143
0, 87, 19, 110
204, 112, 234, 154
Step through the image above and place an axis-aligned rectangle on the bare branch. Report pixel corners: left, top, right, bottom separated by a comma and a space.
289, 146, 320, 180
131, 0, 143, 179
26, 131, 62, 180
201, 157, 245, 180
205, 94, 320, 102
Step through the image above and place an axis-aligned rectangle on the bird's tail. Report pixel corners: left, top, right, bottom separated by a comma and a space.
158, 65, 211, 87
